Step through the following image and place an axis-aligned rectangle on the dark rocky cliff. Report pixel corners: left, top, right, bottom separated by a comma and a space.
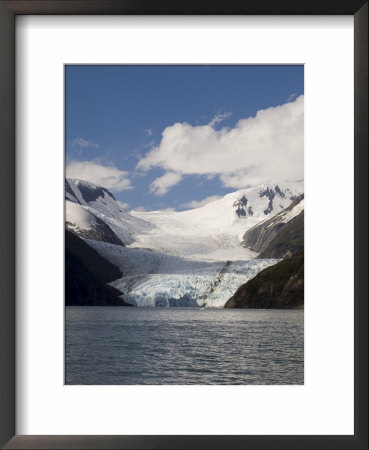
227, 197, 304, 309
259, 211, 304, 259
65, 230, 130, 306
242, 194, 304, 256
224, 251, 304, 309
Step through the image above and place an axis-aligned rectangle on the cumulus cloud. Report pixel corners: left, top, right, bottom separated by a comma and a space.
137, 96, 303, 193
149, 172, 183, 196
72, 138, 99, 149
145, 129, 153, 136
66, 160, 133, 192
180, 195, 223, 210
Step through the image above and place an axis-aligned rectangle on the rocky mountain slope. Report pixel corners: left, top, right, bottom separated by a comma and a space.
224, 250, 304, 309
259, 210, 304, 259
225, 196, 304, 309
242, 194, 304, 256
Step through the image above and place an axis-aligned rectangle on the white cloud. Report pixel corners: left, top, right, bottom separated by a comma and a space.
66, 161, 133, 192
143, 140, 155, 149
157, 207, 176, 213
117, 200, 130, 210
286, 92, 298, 102
208, 111, 231, 127
132, 205, 176, 213
72, 138, 99, 149
137, 96, 304, 192
149, 172, 183, 196
180, 195, 223, 210
144, 129, 153, 136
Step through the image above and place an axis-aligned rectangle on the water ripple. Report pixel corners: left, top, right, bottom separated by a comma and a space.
65, 307, 304, 385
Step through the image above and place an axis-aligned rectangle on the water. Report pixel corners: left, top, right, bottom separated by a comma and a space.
65, 307, 304, 385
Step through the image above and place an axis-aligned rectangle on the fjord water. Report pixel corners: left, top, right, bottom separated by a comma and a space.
65, 307, 303, 385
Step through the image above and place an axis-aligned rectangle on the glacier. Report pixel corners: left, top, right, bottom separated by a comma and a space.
86, 240, 278, 307
66, 179, 303, 307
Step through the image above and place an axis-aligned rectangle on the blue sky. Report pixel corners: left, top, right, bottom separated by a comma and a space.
66, 65, 304, 211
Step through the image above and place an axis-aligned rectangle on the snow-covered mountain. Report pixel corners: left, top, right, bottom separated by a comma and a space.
66, 201, 125, 245
131, 182, 303, 262
65, 179, 303, 307
65, 178, 153, 245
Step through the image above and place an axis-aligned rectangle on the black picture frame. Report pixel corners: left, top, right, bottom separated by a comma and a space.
0, 1, 367, 449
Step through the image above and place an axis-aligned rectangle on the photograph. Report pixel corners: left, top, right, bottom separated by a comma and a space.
65, 65, 304, 385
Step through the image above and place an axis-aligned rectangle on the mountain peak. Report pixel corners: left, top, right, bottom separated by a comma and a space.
65, 178, 154, 246
201, 181, 303, 223
66, 178, 116, 205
